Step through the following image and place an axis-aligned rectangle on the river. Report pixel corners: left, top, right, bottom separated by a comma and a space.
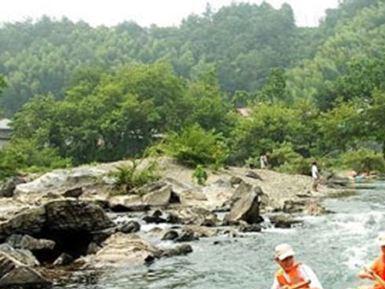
59, 181, 385, 289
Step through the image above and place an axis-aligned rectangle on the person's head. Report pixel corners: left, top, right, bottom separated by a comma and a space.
274, 243, 295, 270
312, 161, 317, 165
378, 232, 385, 254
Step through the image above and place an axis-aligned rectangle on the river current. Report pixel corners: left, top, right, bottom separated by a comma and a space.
60, 181, 385, 289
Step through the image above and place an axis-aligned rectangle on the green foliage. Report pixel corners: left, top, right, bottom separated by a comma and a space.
257, 68, 288, 103
0, 2, 318, 115
230, 102, 303, 163
317, 100, 367, 153
0, 75, 6, 95
338, 149, 385, 173
0, 139, 71, 178
269, 143, 310, 175
111, 160, 159, 194
162, 124, 229, 168
192, 165, 208, 185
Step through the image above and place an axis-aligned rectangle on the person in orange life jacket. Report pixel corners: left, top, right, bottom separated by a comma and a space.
271, 244, 323, 289
358, 232, 385, 289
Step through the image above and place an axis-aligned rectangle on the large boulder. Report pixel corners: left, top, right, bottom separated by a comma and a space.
202, 179, 234, 210
108, 195, 149, 212
13, 165, 117, 204
0, 244, 40, 267
0, 200, 114, 248
0, 245, 51, 288
80, 233, 161, 268
227, 189, 263, 224
44, 200, 114, 232
0, 207, 46, 241
142, 184, 176, 206
168, 207, 219, 226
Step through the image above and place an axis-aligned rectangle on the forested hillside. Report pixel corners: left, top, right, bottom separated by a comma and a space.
0, 2, 316, 114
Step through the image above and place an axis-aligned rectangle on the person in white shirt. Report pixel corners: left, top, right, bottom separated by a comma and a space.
311, 162, 320, 192
271, 244, 323, 289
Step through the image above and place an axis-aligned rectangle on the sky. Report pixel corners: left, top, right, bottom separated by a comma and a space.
0, 0, 340, 28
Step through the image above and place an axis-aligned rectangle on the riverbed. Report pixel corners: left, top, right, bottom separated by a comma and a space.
58, 181, 385, 289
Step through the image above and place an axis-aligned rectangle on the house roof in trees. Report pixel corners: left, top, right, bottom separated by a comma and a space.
0, 119, 11, 130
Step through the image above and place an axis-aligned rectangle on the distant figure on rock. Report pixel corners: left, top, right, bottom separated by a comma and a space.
260, 153, 269, 169
271, 243, 323, 289
311, 161, 320, 192
358, 232, 385, 289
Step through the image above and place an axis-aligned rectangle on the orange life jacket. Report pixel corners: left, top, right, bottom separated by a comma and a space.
371, 256, 385, 289
276, 263, 310, 288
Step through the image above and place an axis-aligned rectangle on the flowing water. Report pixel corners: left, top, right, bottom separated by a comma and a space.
60, 181, 385, 289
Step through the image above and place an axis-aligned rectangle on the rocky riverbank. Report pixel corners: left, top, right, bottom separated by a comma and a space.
0, 157, 350, 288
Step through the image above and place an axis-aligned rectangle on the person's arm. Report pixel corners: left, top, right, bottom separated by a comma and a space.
271, 277, 281, 289
300, 265, 323, 289
358, 265, 376, 281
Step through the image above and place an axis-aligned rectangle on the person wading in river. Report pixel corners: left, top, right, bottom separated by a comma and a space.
358, 232, 385, 289
271, 244, 324, 289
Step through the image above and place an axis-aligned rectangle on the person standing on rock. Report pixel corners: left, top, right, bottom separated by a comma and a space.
358, 232, 385, 289
311, 161, 320, 192
271, 243, 323, 289
260, 153, 269, 169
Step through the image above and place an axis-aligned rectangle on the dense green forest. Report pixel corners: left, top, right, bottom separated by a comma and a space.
1, 0, 385, 177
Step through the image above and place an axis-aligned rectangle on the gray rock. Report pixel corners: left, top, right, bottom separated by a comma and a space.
0, 245, 51, 288
161, 244, 193, 257
245, 171, 263, 180
269, 214, 302, 228
86, 242, 101, 255
7, 235, 55, 251
282, 199, 307, 214
63, 187, 83, 198
238, 221, 262, 233
0, 176, 25, 198
53, 253, 74, 266
0, 208, 46, 242
142, 184, 174, 206
118, 221, 140, 234
175, 228, 199, 242
229, 176, 243, 186
0, 267, 52, 289
0, 244, 40, 267
227, 190, 263, 224
161, 230, 179, 241
44, 200, 114, 232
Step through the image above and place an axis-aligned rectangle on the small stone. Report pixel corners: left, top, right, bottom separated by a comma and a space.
119, 221, 140, 234
53, 253, 74, 266
161, 230, 179, 241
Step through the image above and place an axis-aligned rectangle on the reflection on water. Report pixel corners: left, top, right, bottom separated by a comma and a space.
57, 181, 385, 289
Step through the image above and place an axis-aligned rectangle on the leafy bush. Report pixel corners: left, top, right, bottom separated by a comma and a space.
162, 124, 229, 168
192, 165, 208, 185
0, 139, 71, 179
269, 143, 311, 175
338, 149, 385, 173
111, 160, 159, 194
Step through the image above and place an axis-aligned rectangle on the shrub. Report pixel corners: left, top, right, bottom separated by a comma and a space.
162, 124, 229, 168
192, 165, 208, 185
269, 143, 310, 175
0, 139, 71, 179
111, 160, 159, 194
338, 149, 385, 173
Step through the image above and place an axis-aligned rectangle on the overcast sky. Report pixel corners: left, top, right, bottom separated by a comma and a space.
1, 0, 340, 28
